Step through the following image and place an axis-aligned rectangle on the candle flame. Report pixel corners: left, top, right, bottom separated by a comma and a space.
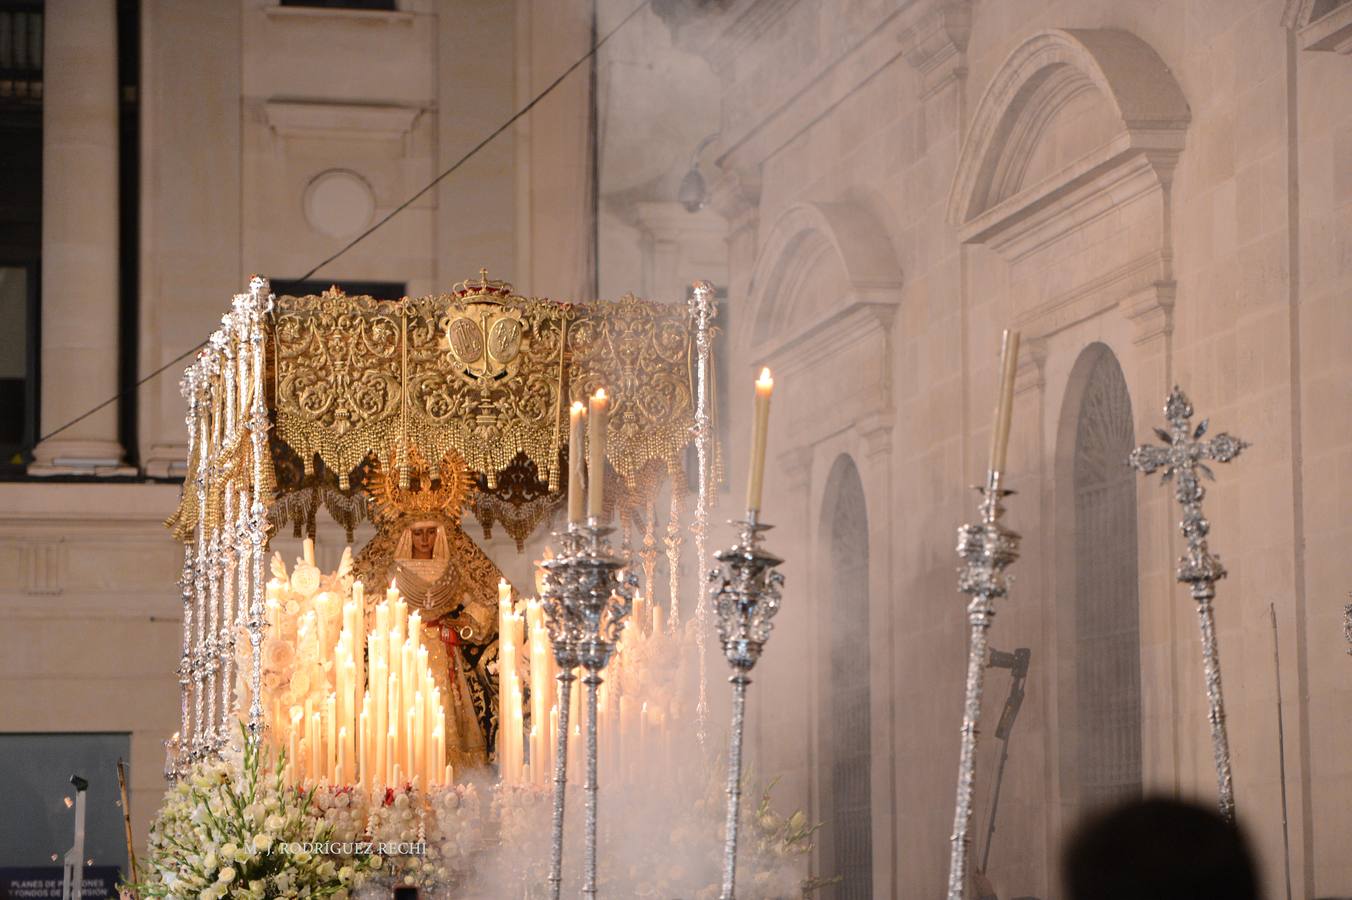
757, 367, 773, 387
571, 400, 585, 414
389, 579, 396, 591
594, 387, 607, 401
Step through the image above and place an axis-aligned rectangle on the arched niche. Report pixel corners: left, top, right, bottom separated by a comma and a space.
1052, 343, 1143, 817
817, 453, 875, 899
948, 28, 1188, 345
746, 201, 903, 349
743, 201, 903, 448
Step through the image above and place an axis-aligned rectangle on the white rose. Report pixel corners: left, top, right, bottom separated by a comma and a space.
218, 866, 236, 883
264, 639, 295, 672
253, 833, 273, 852
291, 565, 321, 596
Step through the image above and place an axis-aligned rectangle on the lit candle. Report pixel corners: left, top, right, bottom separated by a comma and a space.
303, 537, 315, 566
413, 690, 425, 784
640, 701, 650, 766
352, 579, 364, 609
288, 708, 302, 784
498, 578, 512, 611
405, 707, 416, 779
550, 705, 559, 774
359, 705, 370, 790
387, 726, 397, 787
530, 723, 541, 785
988, 329, 1022, 475
387, 676, 398, 782
632, 593, 646, 637
337, 726, 348, 785
326, 693, 337, 782
311, 711, 323, 783
386, 580, 399, 605
375, 601, 390, 642
746, 367, 774, 513
568, 400, 587, 526
512, 693, 524, 783
434, 720, 445, 787
587, 388, 608, 520
314, 593, 330, 659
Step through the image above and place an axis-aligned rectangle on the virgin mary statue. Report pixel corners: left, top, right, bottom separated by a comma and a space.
388, 518, 492, 769
355, 456, 507, 771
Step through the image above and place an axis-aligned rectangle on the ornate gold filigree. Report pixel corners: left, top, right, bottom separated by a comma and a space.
467, 452, 564, 552
567, 293, 695, 487
404, 286, 571, 492
271, 289, 404, 490
265, 274, 708, 547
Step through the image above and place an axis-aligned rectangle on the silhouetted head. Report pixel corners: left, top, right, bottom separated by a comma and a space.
1063, 797, 1258, 900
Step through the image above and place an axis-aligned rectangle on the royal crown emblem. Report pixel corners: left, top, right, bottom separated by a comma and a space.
441, 269, 526, 378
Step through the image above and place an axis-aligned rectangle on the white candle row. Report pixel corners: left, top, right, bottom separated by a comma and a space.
496, 586, 671, 787
274, 567, 452, 792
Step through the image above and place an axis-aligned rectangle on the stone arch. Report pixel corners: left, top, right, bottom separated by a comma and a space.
1052, 343, 1143, 815
1283, 0, 1352, 51
948, 29, 1189, 248
745, 201, 903, 350
817, 453, 874, 899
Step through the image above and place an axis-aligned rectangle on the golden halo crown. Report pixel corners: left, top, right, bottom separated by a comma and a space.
368, 448, 473, 524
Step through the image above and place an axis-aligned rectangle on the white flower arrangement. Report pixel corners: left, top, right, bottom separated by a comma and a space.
136, 729, 373, 899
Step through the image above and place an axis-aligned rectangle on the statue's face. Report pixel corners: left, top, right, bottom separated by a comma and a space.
410, 523, 439, 559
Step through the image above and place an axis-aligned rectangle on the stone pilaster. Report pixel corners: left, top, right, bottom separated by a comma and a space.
30, 0, 134, 476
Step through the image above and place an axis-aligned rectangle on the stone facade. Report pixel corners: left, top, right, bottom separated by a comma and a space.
1, 1, 1348, 896
655, 0, 1351, 896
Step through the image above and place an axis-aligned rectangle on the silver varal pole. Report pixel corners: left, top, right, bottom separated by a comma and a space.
539, 523, 635, 899
1129, 386, 1248, 821
689, 280, 717, 747
707, 511, 785, 900
947, 471, 1020, 900
540, 527, 581, 900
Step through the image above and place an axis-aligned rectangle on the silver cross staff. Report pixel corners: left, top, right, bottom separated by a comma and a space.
1129, 386, 1248, 821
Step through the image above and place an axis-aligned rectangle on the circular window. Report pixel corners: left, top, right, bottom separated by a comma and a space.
303, 169, 376, 238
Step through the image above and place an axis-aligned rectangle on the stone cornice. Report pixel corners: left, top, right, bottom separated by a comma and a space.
899, 0, 971, 97
752, 299, 897, 384
263, 98, 426, 142
961, 142, 1178, 261
0, 482, 181, 530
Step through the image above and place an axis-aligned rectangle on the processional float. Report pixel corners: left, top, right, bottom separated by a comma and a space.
162, 270, 742, 890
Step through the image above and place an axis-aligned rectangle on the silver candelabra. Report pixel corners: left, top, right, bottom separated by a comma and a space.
539, 520, 637, 899
707, 512, 785, 900
1129, 386, 1247, 821
946, 471, 1021, 900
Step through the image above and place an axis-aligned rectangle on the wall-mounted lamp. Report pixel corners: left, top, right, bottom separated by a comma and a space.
678, 133, 720, 213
